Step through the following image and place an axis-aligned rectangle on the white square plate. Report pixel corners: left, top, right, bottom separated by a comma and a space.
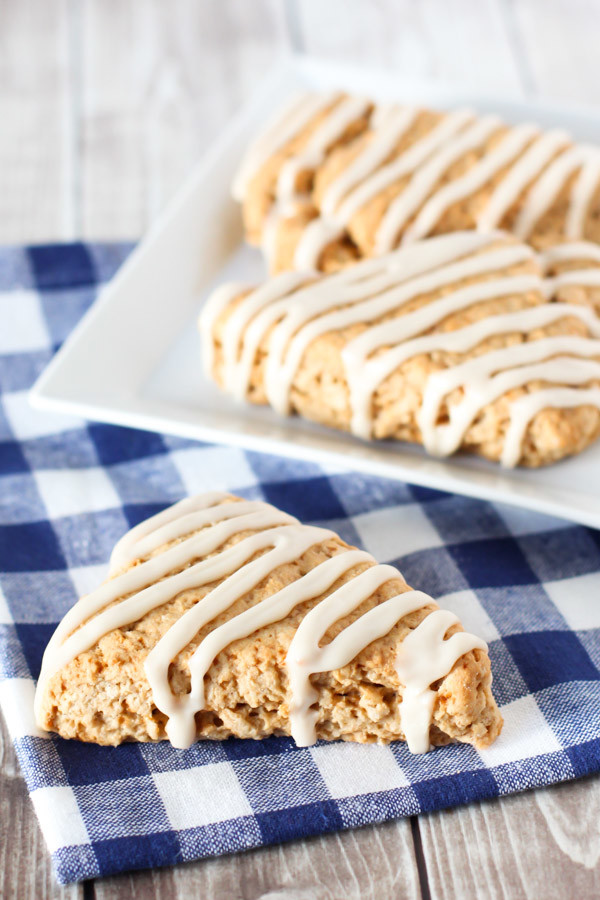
30, 55, 600, 530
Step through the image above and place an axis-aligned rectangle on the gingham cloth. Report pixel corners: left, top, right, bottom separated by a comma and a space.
1, 243, 600, 885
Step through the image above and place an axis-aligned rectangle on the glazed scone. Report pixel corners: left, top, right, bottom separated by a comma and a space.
199, 232, 600, 468
234, 91, 600, 273
34, 493, 502, 752
234, 91, 373, 247
264, 205, 362, 275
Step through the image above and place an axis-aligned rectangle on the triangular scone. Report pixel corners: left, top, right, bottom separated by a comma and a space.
233, 90, 600, 275
199, 232, 600, 468
35, 493, 502, 752
233, 92, 373, 248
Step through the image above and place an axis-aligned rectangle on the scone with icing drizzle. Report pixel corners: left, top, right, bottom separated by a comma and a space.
233, 90, 600, 274
34, 492, 502, 752
199, 231, 600, 468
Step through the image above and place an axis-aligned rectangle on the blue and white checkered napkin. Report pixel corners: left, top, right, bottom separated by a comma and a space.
1, 243, 600, 884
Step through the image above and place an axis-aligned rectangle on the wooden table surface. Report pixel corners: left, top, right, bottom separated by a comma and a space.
2, 1, 600, 897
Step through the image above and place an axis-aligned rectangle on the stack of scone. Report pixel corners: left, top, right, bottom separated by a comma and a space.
232, 91, 600, 274
198, 90, 600, 470
34, 89, 600, 759
35, 493, 503, 752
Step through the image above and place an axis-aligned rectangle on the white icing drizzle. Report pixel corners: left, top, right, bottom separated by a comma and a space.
419, 347, 600, 457
261, 200, 315, 269
238, 93, 600, 274
34, 498, 298, 718
206, 233, 498, 406
540, 241, 600, 268
275, 96, 370, 206
200, 282, 250, 378
232, 91, 339, 201
251, 94, 369, 267
286, 567, 436, 748
343, 274, 541, 438
544, 268, 600, 295
332, 109, 476, 227
201, 232, 600, 467
252, 107, 480, 272
266, 248, 534, 418
374, 115, 503, 254
502, 387, 600, 466
221, 272, 311, 400
513, 145, 595, 239
184, 549, 377, 745
109, 491, 250, 573
402, 123, 540, 244
476, 129, 570, 231
199, 271, 313, 401
35, 493, 488, 753
395, 610, 486, 753
293, 218, 346, 271
146, 520, 339, 749
370, 102, 399, 130
261, 204, 287, 268
319, 106, 419, 218
565, 156, 600, 239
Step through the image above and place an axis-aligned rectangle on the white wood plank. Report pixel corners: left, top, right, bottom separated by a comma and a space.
295, 0, 523, 94
0, 0, 74, 244
0, 711, 83, 900
80, 0, 290, 239
508, 0, 600, 104
418, 778, 600, 898
93, 817, 421, 900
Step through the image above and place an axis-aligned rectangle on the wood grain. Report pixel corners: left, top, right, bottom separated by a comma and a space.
419, 778, 600, 899
93, 819, 420, 900
0, 0, 75, 243
0, 712, 83, 900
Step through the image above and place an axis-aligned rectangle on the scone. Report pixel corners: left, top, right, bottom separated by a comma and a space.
234, 90, 600, 274
199, 231, 600, 467
34, 492, 502, 752
233, 91, 373, 251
